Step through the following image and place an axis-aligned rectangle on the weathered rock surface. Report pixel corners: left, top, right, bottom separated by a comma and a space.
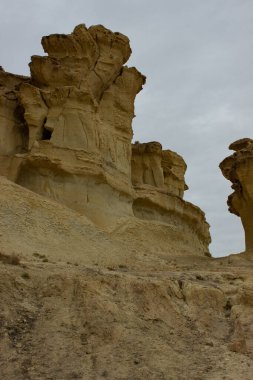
0, 25, 252, 380
220, 138, 253, 255
0, 24, 210, 256
132, 142, 210, 256
1, 25, 145, 228
132, 141, 188, 197
17, 25, 144, 229
0, 175, 253, 380
0, 68, 28, 155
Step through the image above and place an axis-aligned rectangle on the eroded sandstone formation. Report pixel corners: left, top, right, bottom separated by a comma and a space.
220, 138, 253, 254
0, 68, 28, 154
1, 24, 253, 380
131, 142, 211, 255
1, 24, 145, 229
132, 141, 188, 196
0, 24, 210, 256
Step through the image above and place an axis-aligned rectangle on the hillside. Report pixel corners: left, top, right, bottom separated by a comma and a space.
0, 24, 252, 379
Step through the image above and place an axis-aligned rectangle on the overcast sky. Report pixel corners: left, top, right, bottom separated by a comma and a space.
1, 0, 252, 257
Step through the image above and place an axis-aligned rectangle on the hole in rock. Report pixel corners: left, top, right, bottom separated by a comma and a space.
42, 126, 52, 140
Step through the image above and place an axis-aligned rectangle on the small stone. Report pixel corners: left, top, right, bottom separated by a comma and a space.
228, 339, 247, 354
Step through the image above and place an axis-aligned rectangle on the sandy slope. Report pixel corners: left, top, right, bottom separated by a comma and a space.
0, 176, 253, 379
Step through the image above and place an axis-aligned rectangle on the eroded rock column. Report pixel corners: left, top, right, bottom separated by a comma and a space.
220, 138, 253, 255
0, 24, 145, 229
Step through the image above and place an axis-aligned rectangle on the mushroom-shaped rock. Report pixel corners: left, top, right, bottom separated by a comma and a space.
229, 138, 253, 152
220, 138, 253, 255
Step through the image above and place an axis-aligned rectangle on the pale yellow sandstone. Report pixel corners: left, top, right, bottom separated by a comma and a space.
0, 24, 252, 380
220, 138, 253, 255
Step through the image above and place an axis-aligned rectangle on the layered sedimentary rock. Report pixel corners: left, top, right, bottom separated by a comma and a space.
220, 138, 253, 254
1, 25, 145, 228
0, 174, 253, 380
131, 141, 188, 197
1, 24, 253, 380
0, 68, 28, 156
1, 242, 253, 380
0, 24, 210, 256
131, 142, 211, 256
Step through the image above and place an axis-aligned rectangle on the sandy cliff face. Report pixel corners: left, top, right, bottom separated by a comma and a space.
17, 25, 144, 229
220, 138, 253, 255
1, 25, 145, 229
0, 24, 210, 257
0, 24, 252, 380
131, 142, 211, 256
0, 68, 28, 156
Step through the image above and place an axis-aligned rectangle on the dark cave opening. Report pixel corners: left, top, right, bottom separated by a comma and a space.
42, 126, 52, 140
